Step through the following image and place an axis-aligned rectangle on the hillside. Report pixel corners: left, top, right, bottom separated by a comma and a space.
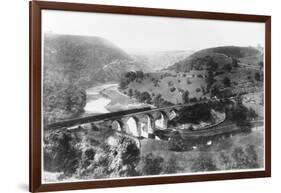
43, 34, 147, 124
44, 33, 147, 85
119, 46, 264, 107
168, 46, 262, 72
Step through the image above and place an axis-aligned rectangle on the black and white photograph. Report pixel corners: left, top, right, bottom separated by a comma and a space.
42, 9, 265, 183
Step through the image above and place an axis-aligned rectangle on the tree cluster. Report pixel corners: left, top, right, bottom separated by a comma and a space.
119, 71, 144, 89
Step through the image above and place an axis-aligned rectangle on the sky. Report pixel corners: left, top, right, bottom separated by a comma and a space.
42, 9, 265, 52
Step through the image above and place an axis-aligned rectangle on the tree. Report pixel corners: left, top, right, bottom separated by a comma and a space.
223, 63, 232, 72
139, 92, 152, 104
136, 71, 144, 80
43, 130, 82, 176
223, 77, 231, 87
258, 61, 264, 68
119, 77, 129, 89
109, 137, 140, 177
232, 57, 239, 67
168, 131, 185, 151
141, 153, 164, 175
254, 72, 261, 81
182, 90, 190, 104
206, 58, 218, 71
210, 84, 220, 98
206, 71, 215, 92
186, 78, 192, 84
170, 87, 176, 92
128, 88, 133, 97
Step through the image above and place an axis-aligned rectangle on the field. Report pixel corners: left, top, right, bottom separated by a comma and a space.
123, 70, 208, 104
139, 127, 264, 174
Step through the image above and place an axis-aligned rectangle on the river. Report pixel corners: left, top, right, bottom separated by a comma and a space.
82, 83, 150, 116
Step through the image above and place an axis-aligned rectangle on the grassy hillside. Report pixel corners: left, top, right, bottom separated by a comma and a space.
121, 71, 208, 105
43, 34, 146, 124
119, 46, 264, 108
168, 46, 262, 72
44, 33, 146, 85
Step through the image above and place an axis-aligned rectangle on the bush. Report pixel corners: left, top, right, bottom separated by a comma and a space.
140, 153, 164, 175
138, 92, 152, 104
128, 88, 133, 97
231, 146, 259, 169
182, 90, 190, 104
223, 77, 231, 87
43, 130, 82, 176
196, 88, 201, 92
191, 155, 217, 172
223, 63, 232, 72
255, 72, 262, 81
109, 137, 140, 177
43, 84, 86, 124
163, 156, 179, 174
168, 131, 185, 151
170, 87, 176, 92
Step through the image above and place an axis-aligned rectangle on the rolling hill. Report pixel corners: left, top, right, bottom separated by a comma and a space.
44, 33, 147, 86
168, 46, 263, 72
43, 33, 149, 124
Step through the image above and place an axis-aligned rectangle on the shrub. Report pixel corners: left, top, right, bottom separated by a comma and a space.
255, 72, 262, 81
223, 77, 231, 87
170, 87, 176, 92
231, 146, 259, 169
168, 131, 185, 151
196, 88, 201, 92
128, 89, 133, 97
140, 153, 164, 175
182, 90, 190, 104
191, 155, 217, 172
163, 156, 179, 174
138, 92, 152, 104
223, 63, 232, 72
168, 81, 173, 86
109, 137, 140, 177
219, 152, 232, 170
190, 97, 198, 103
43, 130, 82, 176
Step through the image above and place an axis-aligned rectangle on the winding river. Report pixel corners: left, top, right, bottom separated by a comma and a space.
82, 83, 150, 116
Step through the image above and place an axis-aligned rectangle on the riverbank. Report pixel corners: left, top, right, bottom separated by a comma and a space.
83, 83, 151, 116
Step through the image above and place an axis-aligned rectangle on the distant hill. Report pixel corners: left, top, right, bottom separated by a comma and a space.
43, 34, 148, 123
168, 46, 262, 72
130, 50, 193, 72
44, 33, 146, 86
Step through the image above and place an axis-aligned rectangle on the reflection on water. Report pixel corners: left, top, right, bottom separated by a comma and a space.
84, 98, 111, 114
83, 83, 150, 116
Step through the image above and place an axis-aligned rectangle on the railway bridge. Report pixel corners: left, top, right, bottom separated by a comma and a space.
46, 102, 207, 139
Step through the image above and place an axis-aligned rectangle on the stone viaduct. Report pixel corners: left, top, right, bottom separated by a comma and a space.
46, 103, 192, 139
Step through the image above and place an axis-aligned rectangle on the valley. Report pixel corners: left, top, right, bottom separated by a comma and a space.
42, 33, 265, 182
